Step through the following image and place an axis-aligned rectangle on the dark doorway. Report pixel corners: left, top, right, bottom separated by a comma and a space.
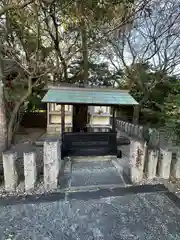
73, 104, 88, 132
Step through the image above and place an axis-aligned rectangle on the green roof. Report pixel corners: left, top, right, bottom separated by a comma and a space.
42, 87, 138, 105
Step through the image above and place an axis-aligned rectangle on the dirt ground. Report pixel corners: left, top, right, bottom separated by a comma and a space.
13, 127, 45, 145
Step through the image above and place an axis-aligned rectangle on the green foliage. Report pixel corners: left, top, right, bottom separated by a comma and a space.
68, 58, 123, 86
26, 90, 46, 112
162, 80, 180, 141
128, 63, 180, 139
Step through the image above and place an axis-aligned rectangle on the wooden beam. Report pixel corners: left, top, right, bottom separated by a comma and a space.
61, 104, 65, 136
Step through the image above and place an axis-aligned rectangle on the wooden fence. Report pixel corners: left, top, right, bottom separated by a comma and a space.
20, 112, 47, 128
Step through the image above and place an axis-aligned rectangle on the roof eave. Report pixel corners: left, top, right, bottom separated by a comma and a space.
47, 85, 130, 93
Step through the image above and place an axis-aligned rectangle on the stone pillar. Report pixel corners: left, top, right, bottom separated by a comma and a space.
129, 140, 146, 183
134, 125, 139, 137
126, 123, 129, 134
138, 126, 143, 139
131, 124, 135, 136
3, 152, 18, 191
122, 122, 125, 131
128, 123, 131, 136
171, 150, 180, 179
158, 148, 172, 179
130, 124, 134, 137
24, 152, 37, 191
125, 123, 128, 133
43, 140, 61, 191
147, 148, 159, 179
117, 120, 120, 129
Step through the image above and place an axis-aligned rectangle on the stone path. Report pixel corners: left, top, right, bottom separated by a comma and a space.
59, 159, 128, 190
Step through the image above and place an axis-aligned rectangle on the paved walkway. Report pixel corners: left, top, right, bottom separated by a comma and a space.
59, 158, 131, 191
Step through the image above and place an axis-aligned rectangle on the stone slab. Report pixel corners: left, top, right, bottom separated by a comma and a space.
71, 161, 124, 187
171, 151, 180, 178
158, 148, 172, 179
43, 141, 61, 191
24, 152, 37, 191
3, 152, 18, 191
129, 140, 146, 183
147, 149, 159, 179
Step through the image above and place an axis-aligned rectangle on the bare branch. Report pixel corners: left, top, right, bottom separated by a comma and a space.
0, 0, 33, 16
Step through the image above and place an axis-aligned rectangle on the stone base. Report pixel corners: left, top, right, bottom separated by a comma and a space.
129, 140, 146, 183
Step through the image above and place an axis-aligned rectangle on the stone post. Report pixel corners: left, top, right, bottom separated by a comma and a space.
125, 122, 128, 133
123, 122, 125, 131
134, 125, 139, 137
147, 148, 159, 179
3, 152, 18, 191
128, 123, 131, 136
131, 124, 135, 136
24, 152, 37, 191
43, 140, 61, 191
129, 140, 146, 183
158, 148, 172, 179
130, 124, 134, 137
171, 150, 180, 179
138, 126, 143, 139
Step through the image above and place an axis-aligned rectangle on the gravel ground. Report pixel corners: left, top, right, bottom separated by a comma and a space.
0, 191, 180, 239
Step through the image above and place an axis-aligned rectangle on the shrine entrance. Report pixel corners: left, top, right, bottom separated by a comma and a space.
42, 85, 139, 158
72, 104, 88, 132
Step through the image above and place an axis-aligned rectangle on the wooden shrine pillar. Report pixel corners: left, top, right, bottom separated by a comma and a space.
112, 106, 116, 132
61, 104, 65, 136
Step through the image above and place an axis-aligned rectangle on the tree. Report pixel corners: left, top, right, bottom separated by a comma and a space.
40, 0, 139, 84
1, 1, 55, 146
0, 0, 35, 149
0, 0, 149, 147
0, 0, 33, 17
103, 0, 180, 124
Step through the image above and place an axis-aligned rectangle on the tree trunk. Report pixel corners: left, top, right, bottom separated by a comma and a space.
80, 2, 88, 85
56, 49, 68, 82
0, 46, 8, 151
133, 105, 140, 124
7, 81, 33, 148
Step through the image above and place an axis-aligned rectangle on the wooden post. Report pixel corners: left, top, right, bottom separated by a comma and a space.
112, 106, 115, 132
47, 103, 50, 125
61, 104, 65, 135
